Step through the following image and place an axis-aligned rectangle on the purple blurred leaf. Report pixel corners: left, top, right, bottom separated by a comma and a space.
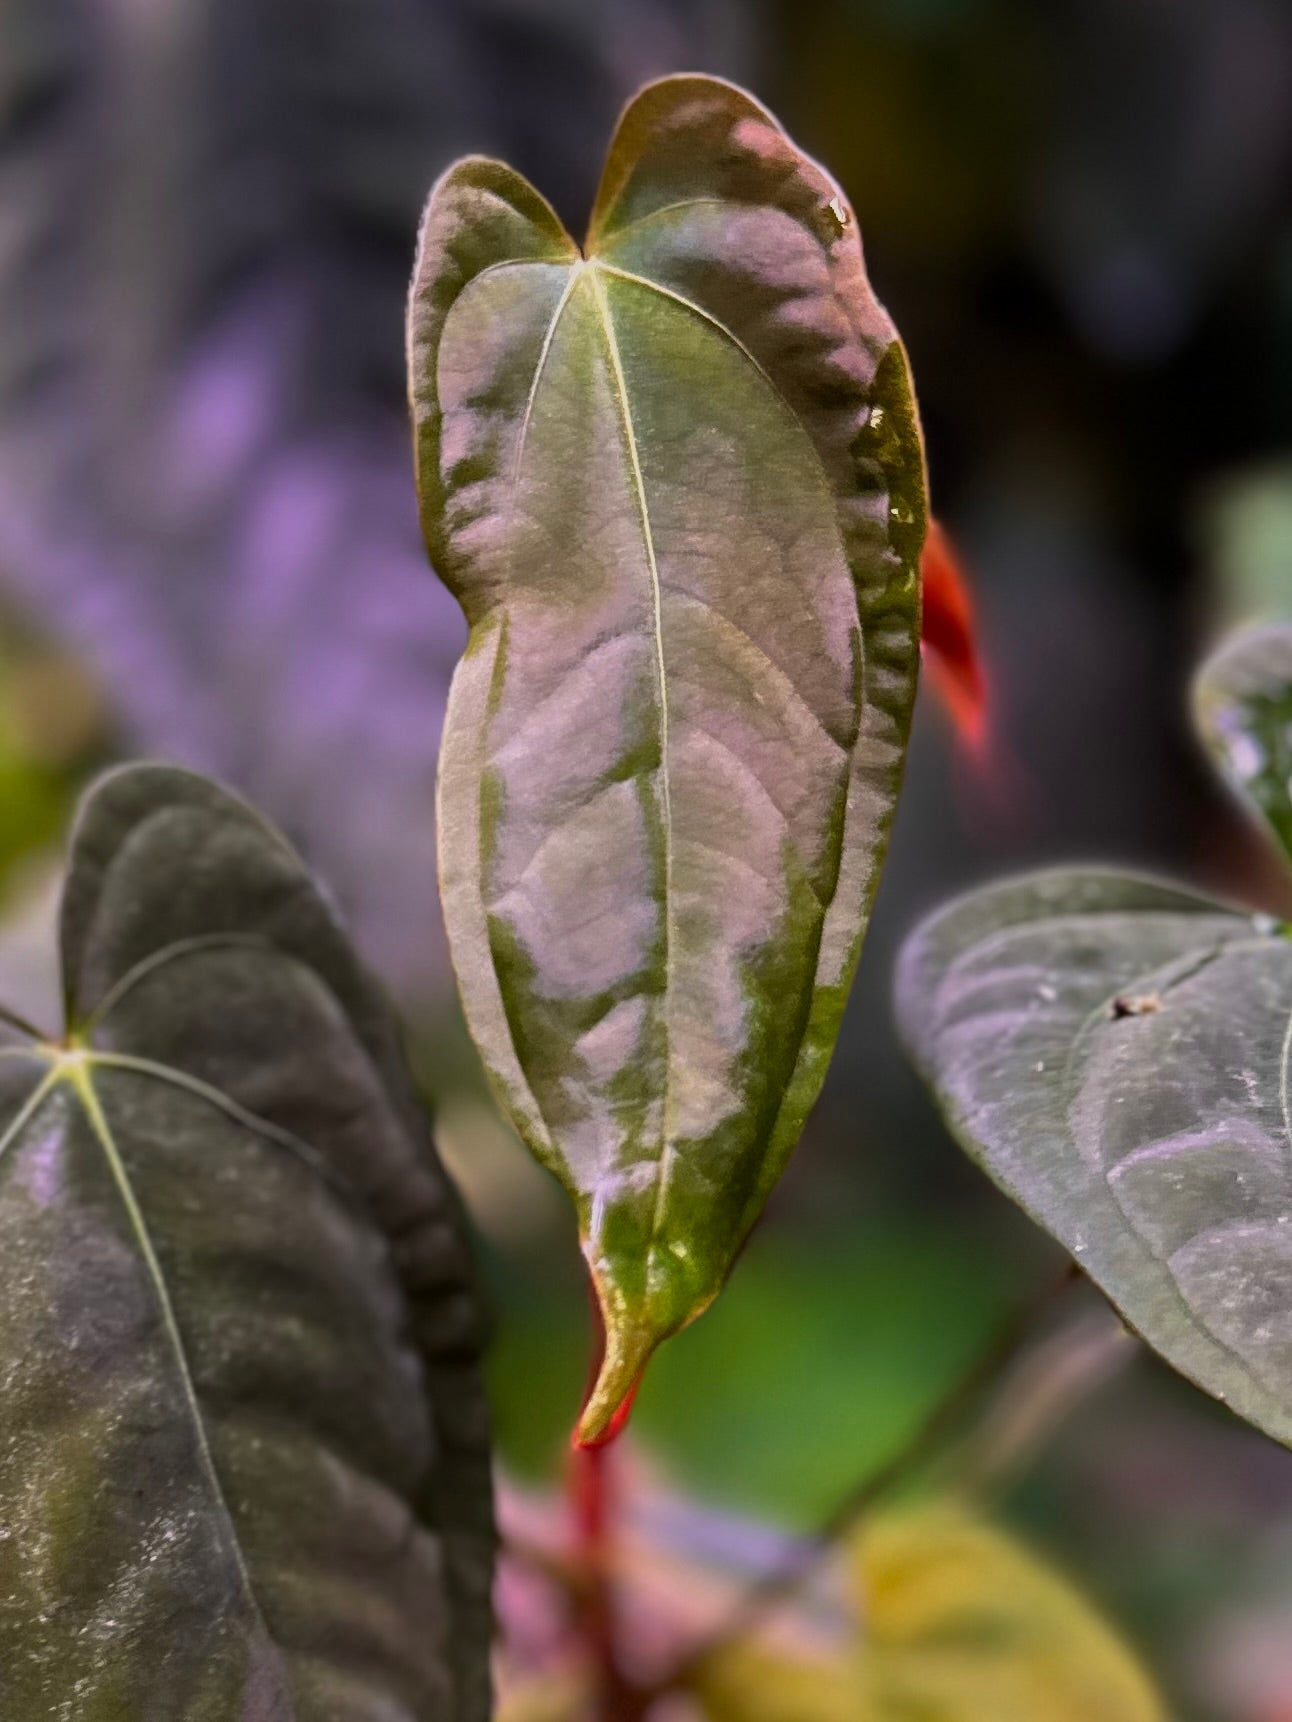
0, 0, 759, 1003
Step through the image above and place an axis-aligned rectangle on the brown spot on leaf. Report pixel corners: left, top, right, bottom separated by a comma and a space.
1111, 992, 1161, 1019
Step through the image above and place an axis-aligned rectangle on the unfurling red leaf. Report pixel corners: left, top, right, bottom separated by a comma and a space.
408, 74, 927, 1440
0, 765, 493, 1719
920, 518, 987, 755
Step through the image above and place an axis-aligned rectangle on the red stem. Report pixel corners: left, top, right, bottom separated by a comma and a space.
570, 1276, 642, 1720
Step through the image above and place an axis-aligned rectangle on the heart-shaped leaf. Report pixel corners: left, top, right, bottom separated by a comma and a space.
408, 73, 927, 1438
1194, 621, 1292, 866
0, 765, 493, 1718
897, 865, 1292, 1445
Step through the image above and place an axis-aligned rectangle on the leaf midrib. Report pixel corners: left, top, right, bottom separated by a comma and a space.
0, 1053, 282, 1649
585, 264, 678, 1268
67, 1059, 271, 1631
499, 248, 861, 1269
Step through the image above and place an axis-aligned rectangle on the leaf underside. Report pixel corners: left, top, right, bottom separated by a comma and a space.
408, 73, 927, 1438
899, 625, 1292, 1449
898, 867, 1292, 1446
0, 765, 493, 1719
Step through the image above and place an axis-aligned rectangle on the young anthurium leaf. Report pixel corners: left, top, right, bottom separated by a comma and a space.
0, 765, 493, 1719
408, 73, 927, 1439
1194, 621, 1292, 868
853, 1503, 1165, 1720
897, 867, 1292, 1447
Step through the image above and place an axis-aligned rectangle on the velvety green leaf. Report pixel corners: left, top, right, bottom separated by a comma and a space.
853, 1503, 1165, 1720
0, 765, 493, 1718
896, 867, 1292, 1445
408, 73, 926, 1438
1194, 621, 1292, 867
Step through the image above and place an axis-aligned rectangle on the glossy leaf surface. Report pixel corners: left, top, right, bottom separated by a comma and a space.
898, 867, 1292, 1445
0, 766, 493, 1718
1194, 622, 1292, 866
409, 74, 926, 1437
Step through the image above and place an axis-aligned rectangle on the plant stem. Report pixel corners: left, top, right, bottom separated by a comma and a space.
659, 1261, 1082, 1689
571, 1276, 643, 1720
570, 1438, 639, 1719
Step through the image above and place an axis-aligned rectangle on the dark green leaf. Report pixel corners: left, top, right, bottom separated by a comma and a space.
1194, 621, 1292, 868
897, 867, 1292, 1446
0, 765, 493, 1718
408, 74, 926, 1438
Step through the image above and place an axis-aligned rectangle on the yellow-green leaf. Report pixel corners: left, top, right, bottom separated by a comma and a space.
853, 1505, 1166, 1722
694, 1643, 866, 1722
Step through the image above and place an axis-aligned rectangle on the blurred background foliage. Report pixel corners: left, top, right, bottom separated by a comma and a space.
2, 2, 1291, 1716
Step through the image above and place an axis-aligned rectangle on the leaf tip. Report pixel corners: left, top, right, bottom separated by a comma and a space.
574, 1323, 649, 1448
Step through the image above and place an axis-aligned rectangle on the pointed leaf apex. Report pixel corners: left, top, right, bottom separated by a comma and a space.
575, 1312, 651, 1448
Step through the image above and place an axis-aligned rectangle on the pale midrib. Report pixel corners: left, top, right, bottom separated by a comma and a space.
474, 264, 589, 1167
593, 262, 842, 533
67, 1062, 270, 1634
587, 265, 678, 1253
511, 265, 583, 493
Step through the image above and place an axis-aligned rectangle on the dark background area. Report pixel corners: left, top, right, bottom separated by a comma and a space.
2, 3, 1292, 1715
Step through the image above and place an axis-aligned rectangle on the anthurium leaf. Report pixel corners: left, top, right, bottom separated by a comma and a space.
408, 73, 927, 1439
1194, 622, 1292, 867
0, 765, 493, 1719
897, 866, 1292, 1446
853, 1503, 1165, 1720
